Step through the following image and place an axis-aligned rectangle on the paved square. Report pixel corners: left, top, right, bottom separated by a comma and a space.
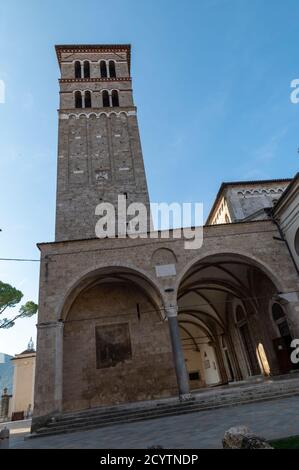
8, 395, 299, 449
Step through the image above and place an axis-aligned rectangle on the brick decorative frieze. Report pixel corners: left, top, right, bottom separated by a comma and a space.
236, 187, 285, 196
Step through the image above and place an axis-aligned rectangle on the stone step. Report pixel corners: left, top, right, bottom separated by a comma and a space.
34, 390, 298, 438
53, 384, 299, 423
31, 386, 299, 438
50, 383, 299, 425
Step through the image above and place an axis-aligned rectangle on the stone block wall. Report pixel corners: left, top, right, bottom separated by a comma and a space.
63, 283, 177, 411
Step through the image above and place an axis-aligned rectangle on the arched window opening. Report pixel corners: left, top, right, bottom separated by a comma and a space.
75, 61, 81, 79
100, 61, 107, 78
272, 303, 291, 339
112, 90, 119, 107
84, 91, 92, 108
109, 61, 116, 78
83, 61, 90, 79
75, 91, 83, 109
102, 90, 110, 107
225, 214, 230, 223
272, 303, 285, 322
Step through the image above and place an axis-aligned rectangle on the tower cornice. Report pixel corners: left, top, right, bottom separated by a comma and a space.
55, 44, 131, 73
59, 77, 132, 83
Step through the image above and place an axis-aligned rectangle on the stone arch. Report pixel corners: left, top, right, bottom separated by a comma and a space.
60, 264, 177, 411
57, 264, 165, 322
151, 247, 177, 266
175, 250, 286, 296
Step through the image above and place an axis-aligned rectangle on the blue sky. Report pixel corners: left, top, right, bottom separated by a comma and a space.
0, 0, 298, 355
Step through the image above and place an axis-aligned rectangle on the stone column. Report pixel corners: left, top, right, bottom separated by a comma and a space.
0, 388, 11, 420
213, 340, 228, 384
165, 305, 190, 398
54, 320, 64, 413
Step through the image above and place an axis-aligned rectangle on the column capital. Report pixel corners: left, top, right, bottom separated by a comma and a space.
165, 304, 178, 318
37, 321, 64, 330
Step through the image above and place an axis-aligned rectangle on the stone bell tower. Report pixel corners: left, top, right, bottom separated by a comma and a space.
55, 44, 150, 241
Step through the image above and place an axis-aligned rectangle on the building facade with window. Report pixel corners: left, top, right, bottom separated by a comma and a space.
0, 353, 14, 398
32, 44, 299, 432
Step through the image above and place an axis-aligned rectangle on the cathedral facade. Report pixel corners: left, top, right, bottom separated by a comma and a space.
32, 44, 299, 432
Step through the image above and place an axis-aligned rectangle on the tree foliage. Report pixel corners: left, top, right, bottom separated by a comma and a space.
0, 280, 38, 329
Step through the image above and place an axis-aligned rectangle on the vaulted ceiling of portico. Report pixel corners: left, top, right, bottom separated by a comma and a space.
177, 254, 277, 334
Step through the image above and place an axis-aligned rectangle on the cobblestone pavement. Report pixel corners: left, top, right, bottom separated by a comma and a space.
8, 395, 299, 449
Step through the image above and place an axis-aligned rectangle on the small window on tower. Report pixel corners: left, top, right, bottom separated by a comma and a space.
102, 90, 110, 107
84, 91, 92, 108
83, 61, 90, 79
75, 61, 81, 79
100, 61, 107, 78
112, 90, 119, 107
75, 91, 83, 108
109, 61, 116, 78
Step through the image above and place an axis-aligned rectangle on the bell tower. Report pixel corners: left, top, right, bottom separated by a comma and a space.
55, 44, 150, 241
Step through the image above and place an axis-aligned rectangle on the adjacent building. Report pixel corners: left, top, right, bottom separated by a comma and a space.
0, 340, 36, 421
10, 339, 36, 420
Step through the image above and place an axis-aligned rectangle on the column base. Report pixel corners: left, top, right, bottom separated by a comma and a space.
179, 393, 194, 402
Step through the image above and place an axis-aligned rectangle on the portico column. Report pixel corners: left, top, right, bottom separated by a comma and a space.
54, 320, 64, 413
213, 339, 228, 384
226, 332, 243, 381
165, 305, 190, 397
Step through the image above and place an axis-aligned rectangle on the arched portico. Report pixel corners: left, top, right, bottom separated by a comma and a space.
176, 253, 295, 390
57, 265, 178, 412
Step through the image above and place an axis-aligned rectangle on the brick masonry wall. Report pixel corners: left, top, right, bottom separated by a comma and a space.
55, 112, 150, 241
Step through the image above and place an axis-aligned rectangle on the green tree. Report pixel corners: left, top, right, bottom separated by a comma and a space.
0, 280, 38, 329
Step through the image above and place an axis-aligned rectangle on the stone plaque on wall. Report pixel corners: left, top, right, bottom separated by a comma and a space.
95, 323, 132, 369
